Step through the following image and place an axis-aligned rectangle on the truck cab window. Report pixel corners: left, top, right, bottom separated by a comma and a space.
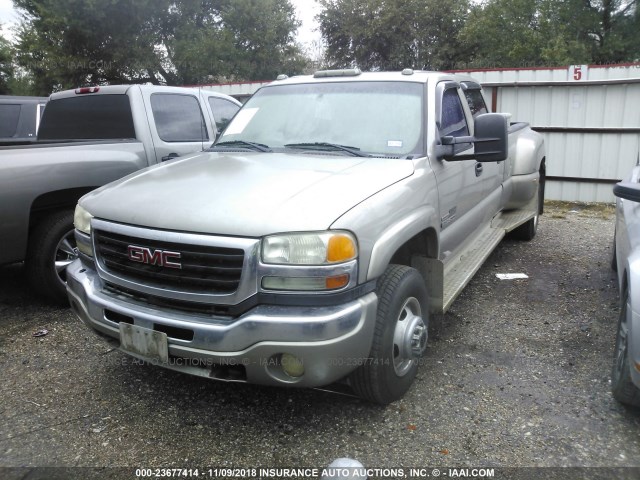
0, 104, 21, 137
464, 90, 488, 118
440, 89, 469, 138
151, 94, 209, 142
208, 97, 241, 133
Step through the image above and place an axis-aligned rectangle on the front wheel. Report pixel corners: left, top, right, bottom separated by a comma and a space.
25, 210, 78, 305
350, 265, 429, 404
611, 286, 640, 407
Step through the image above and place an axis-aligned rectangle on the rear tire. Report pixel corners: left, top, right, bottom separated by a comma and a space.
611, 286, 640, 407
350, 265, 429, 404
25, 210, 77, 305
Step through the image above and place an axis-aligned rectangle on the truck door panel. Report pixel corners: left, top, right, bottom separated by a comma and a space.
431, 84, 484, 256
143, 91, 214, 164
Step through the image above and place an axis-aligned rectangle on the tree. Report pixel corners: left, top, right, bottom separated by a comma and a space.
458, 0, 639, 69
318, 0, 470, 71
0, 26, 14, 94
13, 0, 307, 94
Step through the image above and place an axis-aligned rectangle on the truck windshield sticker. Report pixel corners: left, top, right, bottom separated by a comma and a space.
387, 140, 403, 148
224, 107, 258, 135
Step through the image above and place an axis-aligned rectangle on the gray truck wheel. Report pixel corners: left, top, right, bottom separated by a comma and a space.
350, 264, 428, 404
611, 286, 640, 407
25, 210, 78, 305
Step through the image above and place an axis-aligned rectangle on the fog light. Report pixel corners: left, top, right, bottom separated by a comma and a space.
281, 353, 304, 378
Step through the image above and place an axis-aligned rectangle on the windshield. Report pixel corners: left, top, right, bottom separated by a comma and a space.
218, 81, 424, 157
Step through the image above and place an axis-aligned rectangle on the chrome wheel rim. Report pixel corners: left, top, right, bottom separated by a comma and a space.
54, 229, 78, 286
392, 297, 427, 377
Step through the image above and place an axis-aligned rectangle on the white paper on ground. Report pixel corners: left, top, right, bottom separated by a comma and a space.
496, 273, 529, 280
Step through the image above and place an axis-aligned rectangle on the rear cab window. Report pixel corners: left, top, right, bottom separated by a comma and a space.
38, 95, 135, 140
463, 89, 488, 118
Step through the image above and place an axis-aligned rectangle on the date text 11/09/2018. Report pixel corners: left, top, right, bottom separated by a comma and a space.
134, 467, 496, 478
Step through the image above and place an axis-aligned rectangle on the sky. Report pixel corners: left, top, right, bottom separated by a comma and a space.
0, 0, 322, 47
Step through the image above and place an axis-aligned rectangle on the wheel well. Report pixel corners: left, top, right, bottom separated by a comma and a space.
29, 187, 97, 230
389, 228, 438, 267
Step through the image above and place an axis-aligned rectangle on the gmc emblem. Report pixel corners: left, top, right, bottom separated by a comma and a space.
127, 245, 182, 269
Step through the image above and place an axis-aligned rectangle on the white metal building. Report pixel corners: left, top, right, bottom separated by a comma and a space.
199, 64, 640, 202
455, 64, 640, 203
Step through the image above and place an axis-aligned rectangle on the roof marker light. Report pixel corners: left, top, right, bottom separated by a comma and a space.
314, 68, 362, 78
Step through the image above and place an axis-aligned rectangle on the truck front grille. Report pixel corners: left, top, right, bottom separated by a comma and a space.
94, 230, 244, 294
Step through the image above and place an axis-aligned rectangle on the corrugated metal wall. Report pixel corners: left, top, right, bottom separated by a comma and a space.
465, 65, 640, 202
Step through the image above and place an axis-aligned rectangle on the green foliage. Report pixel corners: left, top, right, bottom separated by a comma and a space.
12, 0, 307, 94
318, 0, 470, 70
318, 0, 639, 70
0, 28, 12, 94
458, 0, 639, 69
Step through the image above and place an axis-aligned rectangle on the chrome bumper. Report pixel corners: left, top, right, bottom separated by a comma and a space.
66, 260, 378, 388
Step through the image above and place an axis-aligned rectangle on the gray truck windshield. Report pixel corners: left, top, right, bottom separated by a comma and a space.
218, 81, 424, 156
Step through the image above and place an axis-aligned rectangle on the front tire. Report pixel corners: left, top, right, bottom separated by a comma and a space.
350, 265, 429, 404
25, 210, 78, 305
611, 286, 640, 407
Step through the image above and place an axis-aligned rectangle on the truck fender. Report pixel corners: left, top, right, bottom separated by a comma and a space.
511, 128, 545, 176
366, 205, 438, 282
625, 253, 640, 386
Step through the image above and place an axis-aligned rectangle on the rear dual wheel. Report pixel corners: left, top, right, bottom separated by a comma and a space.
611, 286, 640, 407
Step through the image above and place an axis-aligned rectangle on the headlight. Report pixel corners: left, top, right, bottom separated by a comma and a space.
260, 231, 357, 292
73, 204, 93, 235
262, 231, 357, 265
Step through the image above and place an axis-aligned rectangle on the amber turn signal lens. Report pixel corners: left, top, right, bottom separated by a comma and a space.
325, 274, 349, 290
327, 235, 357, 263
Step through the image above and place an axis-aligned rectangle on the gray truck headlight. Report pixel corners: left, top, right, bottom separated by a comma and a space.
73, 204, 93, 234
260, 231, 357, 292
262, 231, 357, 265
73, 204, 94, 257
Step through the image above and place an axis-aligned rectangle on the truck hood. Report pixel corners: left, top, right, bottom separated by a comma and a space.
81, 152, 414, 237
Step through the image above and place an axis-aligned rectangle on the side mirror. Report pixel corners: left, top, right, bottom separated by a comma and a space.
474, 113, 508, 162
614, 182, 640, 203
437, 113, 508, 162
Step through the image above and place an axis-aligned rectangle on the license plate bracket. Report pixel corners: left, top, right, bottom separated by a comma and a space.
119, 323, 169, 364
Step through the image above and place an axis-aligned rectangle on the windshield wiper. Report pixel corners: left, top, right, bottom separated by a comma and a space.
284, 142, 368, 157
210, 140, 271, 152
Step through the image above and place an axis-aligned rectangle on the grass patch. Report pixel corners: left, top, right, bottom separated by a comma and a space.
544, 200, 615, 220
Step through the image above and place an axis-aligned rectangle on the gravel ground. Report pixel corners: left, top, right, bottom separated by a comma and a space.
1, 202, 639, 477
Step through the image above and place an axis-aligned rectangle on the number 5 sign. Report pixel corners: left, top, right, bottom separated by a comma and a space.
569, 65, 588, 81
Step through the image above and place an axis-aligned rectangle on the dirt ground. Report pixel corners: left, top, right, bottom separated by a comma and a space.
1, 202, 639, 479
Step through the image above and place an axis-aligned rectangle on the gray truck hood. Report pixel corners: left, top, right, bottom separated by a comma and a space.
81, 152, 414, 237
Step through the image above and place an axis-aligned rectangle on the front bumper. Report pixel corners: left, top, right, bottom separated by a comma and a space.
66, 260, 378, 388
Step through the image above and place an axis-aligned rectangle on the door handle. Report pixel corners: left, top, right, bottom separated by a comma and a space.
161, 153, 179, 162
475, 162, 483, 177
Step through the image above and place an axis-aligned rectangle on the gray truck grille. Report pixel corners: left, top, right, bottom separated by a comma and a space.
94, 230, 244, 293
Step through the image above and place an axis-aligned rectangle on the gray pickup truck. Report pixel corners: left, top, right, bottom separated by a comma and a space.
0, 95, 48, 144
0, 85, 241, 303
68, 69, 545, 404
